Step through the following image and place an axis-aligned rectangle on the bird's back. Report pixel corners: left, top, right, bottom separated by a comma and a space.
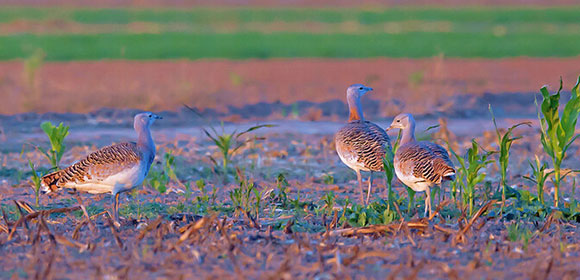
395, 141, 455, 185
335, 120, 392, 172
42, 142, 148, 193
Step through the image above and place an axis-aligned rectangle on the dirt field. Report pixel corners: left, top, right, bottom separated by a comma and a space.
1, 112, 580, 278
2, 56, 580, 278
2, 57, 580, 119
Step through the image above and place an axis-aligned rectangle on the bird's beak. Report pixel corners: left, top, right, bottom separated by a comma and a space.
155, 115, 163, 120
367, 87, 374, 92
386, 125, 393, 131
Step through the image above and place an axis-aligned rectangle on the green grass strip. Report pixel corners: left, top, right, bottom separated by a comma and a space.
1, 32, 579, 60
1, 7, 580, 24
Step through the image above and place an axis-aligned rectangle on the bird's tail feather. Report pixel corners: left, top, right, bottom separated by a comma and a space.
442, 170, 456, 181
41, 170, 64, 193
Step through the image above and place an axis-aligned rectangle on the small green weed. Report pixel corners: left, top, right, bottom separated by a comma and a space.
523, 155, 553, 206
408, 70, 424, 88
343, 201, 395, 227
506, 221, 534, 250
147, 151, 182, 194
291, 103, 299, 119
147, 166, 169, 194
230, 169, 262, 217
23, 48, 45, 88
28, 160, 42, 207
382, 149, 396, 212
120, 201, 168, 220
322, 173, 334, 185
321, 191, 335, 215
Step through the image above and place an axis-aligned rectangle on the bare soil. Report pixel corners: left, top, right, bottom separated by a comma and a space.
2, 57, 580, 120
1, 114, 580, 278
1, 57, 580, 279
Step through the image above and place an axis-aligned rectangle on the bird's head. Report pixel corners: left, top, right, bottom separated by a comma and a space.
134, 112, 162, 128
387, 113, 414, 131
346, 84, 373, 99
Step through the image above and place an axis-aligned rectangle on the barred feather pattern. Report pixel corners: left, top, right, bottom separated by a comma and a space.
395, 141, 455, 185
335, 120, 392, 172
41, 142, 145, 192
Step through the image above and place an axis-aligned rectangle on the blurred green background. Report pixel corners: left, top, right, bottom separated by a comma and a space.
1, 6, 580, 60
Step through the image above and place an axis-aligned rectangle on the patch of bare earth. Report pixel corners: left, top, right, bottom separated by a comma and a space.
1, 123, 580, 278
1, 57, 580, 119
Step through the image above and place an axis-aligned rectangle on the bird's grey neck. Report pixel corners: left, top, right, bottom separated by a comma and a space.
347, 94, 364, 122
136, 125, 155, 154
400, 122, 416, 145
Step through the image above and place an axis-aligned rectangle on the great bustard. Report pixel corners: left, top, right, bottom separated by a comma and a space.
335, 84, 392, 205
387, 113, 455, 217
41, 112, 161, 224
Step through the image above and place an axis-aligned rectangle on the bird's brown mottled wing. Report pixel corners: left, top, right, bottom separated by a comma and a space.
335, 120, 392, 171
396, 142, 455, 184
42, 142, 142, 191
422, 142, 455, 170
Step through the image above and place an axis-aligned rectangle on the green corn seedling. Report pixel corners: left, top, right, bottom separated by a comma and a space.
537, 76, 580, 207
273, 173, 289, 207
39, 121, 69, 169
229, 174, 260, 217
382, 149, 396, 212
29, 160, 42, 207
184, 105, 274, 176
451, 140, 493, 216
489, 105, 530, 212
448, 143, 465, 202
523, 155, 553, 206
203, 122, 274, 175
147, 152, 181, 194
322, 191, 335, 215
147, 167, 169, 194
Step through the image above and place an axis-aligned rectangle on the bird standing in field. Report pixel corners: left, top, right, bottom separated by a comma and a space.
41, 112, 161, 225
335, 84, 392, 205
387, 113, 455, 217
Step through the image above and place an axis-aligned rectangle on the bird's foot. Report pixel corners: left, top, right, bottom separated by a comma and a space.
105, 211, 122, 229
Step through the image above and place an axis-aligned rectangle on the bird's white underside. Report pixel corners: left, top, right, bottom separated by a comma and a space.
337, 148, 370, 172
63, 163, 147, 194
395, 168, 432, 193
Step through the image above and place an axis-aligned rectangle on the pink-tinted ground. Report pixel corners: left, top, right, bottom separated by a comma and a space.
2, 58, 580, 119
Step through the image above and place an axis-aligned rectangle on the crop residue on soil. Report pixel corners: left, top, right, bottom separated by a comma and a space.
1, 113, 580, 278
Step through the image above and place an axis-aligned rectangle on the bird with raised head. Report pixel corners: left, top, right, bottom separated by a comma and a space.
335, 84, 392, 205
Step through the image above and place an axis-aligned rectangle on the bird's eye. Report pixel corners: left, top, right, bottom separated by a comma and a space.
148, 114, 152, 118
396, 120, 400, 122
359, 87, 363, 90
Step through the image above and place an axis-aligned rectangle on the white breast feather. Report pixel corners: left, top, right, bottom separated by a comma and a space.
395, 167, 431, 193
337, 149, 369, 172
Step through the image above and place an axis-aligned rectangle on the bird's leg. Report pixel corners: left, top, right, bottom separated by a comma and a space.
366, 171, 373, 205
425, 188, 431, 218
356, 169, 365, 205
75, 193, 96, 233
112, 192, 121, 227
